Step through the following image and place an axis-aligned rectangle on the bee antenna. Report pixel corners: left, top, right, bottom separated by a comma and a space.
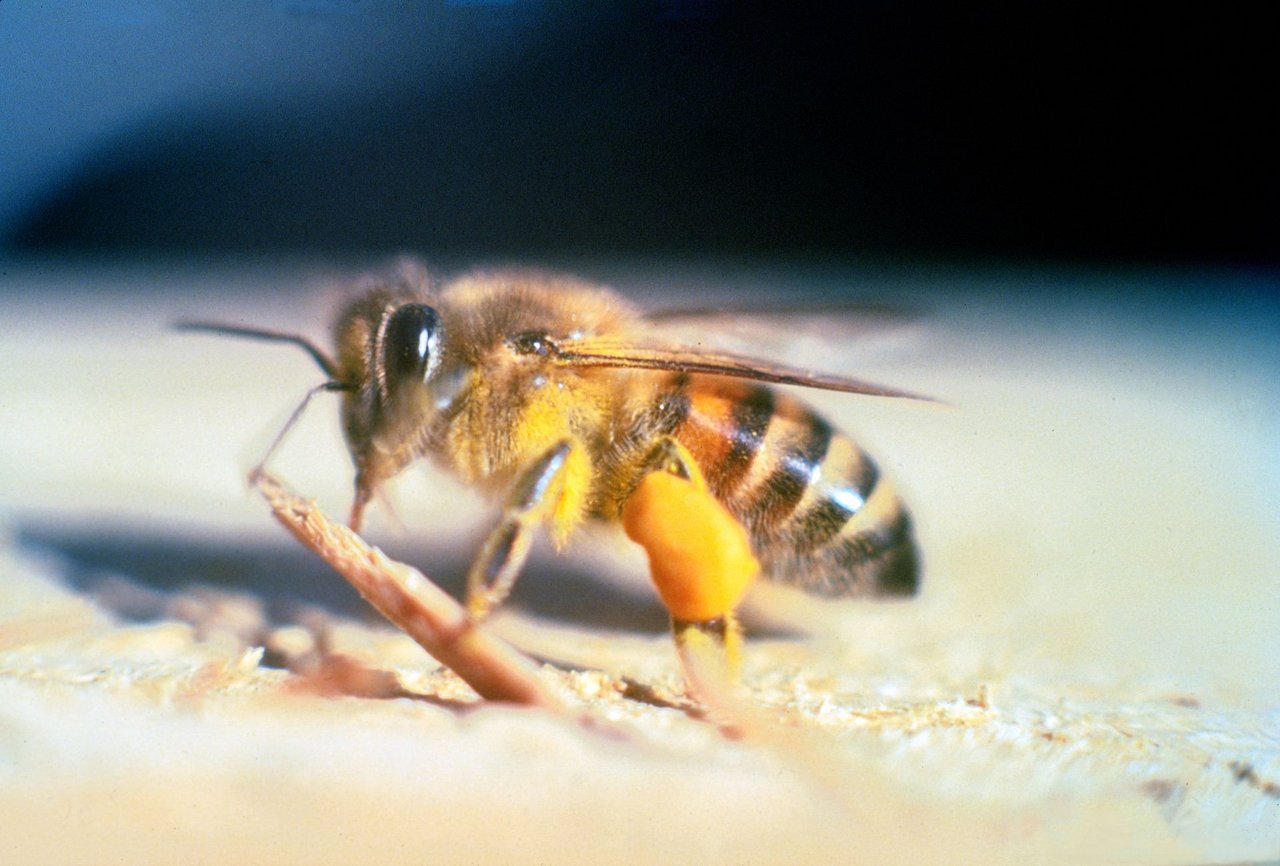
175, 320, 341, 381
248, 380, 354, 484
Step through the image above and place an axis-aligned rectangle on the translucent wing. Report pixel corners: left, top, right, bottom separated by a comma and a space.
648, 299, 920, 330
551, 338, 937, 401
644, 300, 927, 365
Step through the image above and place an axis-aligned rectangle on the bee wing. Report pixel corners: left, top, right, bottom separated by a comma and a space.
648, 300, 920, 329
644, 301, 927, 363
552, 338, 938, 401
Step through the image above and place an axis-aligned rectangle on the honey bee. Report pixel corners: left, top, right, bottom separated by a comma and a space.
183, 262, 928, 670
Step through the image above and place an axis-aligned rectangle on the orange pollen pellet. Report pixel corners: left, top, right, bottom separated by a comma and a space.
621, 471, 759, 623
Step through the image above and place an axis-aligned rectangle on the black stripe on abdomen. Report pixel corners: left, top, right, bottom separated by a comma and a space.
749, 411, 833, 532
790, 451, 880, 554
831, 506, 919, 596
717, 384, 774, 492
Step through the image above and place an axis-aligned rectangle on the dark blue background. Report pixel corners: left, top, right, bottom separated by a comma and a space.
3, 2, 1275, 265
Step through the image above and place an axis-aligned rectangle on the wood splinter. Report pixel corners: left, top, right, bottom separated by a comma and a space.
254, 472, 564, 711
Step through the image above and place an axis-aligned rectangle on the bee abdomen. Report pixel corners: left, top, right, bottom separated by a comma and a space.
669, 377, 919, 599
774, 464, 920, 598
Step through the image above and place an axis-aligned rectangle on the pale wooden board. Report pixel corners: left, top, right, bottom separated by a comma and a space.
1, 258, 1277, 864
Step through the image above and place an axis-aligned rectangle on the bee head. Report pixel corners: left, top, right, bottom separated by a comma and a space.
177, 261, 460, 532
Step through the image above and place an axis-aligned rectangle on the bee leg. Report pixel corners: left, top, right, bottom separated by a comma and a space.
465, 439, 582, 621
671, 614, 744, 683
622, 438, 758, 682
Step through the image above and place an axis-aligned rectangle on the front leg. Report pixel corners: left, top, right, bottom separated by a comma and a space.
466, 439, 586, 620
621, 438, 760, 680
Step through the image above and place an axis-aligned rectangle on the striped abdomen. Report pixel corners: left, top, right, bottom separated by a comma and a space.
656, 374, 919, 598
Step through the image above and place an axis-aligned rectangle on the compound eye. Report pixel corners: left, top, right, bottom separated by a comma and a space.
382, 303, 441, 393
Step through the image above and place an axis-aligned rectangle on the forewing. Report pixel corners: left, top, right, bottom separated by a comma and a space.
552, 338, 937, 401
645, 301, 926, 362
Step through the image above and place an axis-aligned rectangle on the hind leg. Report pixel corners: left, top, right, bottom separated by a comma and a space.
621, 438, 759, 681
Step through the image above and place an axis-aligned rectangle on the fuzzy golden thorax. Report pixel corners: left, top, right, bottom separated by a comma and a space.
332, 269, 644, 526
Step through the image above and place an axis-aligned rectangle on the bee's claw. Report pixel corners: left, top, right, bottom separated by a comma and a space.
673, 615, 744, 685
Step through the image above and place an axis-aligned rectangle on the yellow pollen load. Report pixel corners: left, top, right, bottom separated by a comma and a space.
622, 468, 759, 622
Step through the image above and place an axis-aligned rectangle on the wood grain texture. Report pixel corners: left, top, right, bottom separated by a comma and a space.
1, 260, 1276, 863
